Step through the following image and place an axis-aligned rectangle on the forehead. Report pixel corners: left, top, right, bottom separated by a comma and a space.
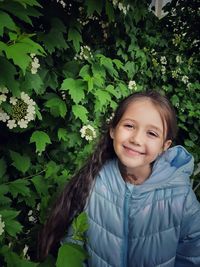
121, 99, 164, 129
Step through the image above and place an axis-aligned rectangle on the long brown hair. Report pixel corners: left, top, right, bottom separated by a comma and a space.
38, 90, 177, 260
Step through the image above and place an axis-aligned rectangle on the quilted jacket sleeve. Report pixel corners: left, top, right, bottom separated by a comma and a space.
176, 188, 200, 267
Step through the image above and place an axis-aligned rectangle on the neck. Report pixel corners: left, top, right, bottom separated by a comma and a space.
118, 162, 152, 185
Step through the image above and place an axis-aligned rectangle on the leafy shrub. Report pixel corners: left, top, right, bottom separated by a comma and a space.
0, 0, 199, 266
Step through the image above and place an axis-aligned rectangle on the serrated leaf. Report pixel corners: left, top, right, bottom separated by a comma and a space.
79, 65, 90, 79
0, 2, 41, 25
56, 243, 87, 267
44, 97, 67, 118
0, 209, 23, 237
58, 128, 68, 141
61, 78, 85, 104
85, 0, 103, 15
106, 84, 120, 98
0, 158, 7, 179
72, 105, 88, 123
31, 175, 48, 197
68, 28, 82, 52
0, 185, 11, 206
95, 89, 111, 107
42, 18, 68, 53
113, 59, 123, 69
22, 72, 44, 95
9, 151, 31, 174
30, 131, 51, 154
72, 212, 89, 241
45, 161, 60, 179
9, 179, 30, 198
0, 57, 20, 96
5, 43, 32, 74
3, 248, 38, 267
105, 0, 115, 21
4, 36, 45, 74
100, 56, 118, 77
0, 11, 17, 36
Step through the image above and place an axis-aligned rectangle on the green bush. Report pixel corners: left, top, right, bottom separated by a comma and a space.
0, 0, 199, 266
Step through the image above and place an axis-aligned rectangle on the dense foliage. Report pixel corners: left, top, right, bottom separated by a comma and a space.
0, 0, 199, 266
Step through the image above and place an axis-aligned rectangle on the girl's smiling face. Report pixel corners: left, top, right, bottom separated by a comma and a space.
110, 99, 172, 180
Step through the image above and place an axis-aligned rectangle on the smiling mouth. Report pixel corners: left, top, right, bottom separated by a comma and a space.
123, 145, 145, 155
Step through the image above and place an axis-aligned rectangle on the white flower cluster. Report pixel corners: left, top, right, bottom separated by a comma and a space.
99, 21, 109, 40
181, 75, 191, 88
28, 210, 37, 223
0, 88, 36, 129
30, 54, 40, 74
56, 0, 66, 8
23, 244, 30, 260
128, 80, 137, 90
0, 214, 5, 236
172, 34, 181, 46
74, 45, 93, 61
176, 55, 183, 64
171, 67, 181, 79
160, 56, 167, 65
80, 124, 96, 141
106, 112, 115, 123
112, 0, 130, 15
160, 56, 167, 75
77, 12, 99, 26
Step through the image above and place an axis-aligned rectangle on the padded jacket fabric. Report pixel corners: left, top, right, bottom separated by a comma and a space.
85, 145, 200, 267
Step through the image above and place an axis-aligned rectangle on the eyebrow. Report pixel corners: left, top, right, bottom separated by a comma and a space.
122, 119, 163, 133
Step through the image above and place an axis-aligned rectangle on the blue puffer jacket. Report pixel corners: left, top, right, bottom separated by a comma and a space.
85, 145, 200, 267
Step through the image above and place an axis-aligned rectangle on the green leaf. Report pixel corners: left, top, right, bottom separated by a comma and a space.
58, 128, 68, 141
22, 72, 44, 95
68, 28, 82, 52
0, 209, 23, 237
42, 18, 68, 53
95, 89, 111, 107
72, 105, 88, 123
106, 85, 120, 98
45, 161, 60, 179
9, 179, 30, 198
0, 11, 17, 36
4, 36, 45, 74
44, 96, 67, 118
3, 248, 38, 267
184, 139, 195, 148
0, 158, 7, 179
72, 212, 89, 242
85, 0, 103, 15
61, 78, 85, 104
38, 255, 55, 267
31, 175, 49, 197
0, 185, 11, 206
100, 55, 118, 77
4, 42, 32, 74
0, 2, 41, 25
56, 243, 87, 267
0, 57, 20, 96
105, 0, 115, 21
9, 151, 31, 174
30, 131, 51, 154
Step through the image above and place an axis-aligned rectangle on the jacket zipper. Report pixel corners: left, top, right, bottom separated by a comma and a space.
122, 189, 131, 267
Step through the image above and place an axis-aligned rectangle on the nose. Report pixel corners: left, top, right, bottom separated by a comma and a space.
130, 129, 143, 146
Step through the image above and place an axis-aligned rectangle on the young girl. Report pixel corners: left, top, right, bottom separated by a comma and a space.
39, 91, 200, 267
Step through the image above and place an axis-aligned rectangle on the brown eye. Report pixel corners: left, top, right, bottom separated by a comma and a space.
148, 131, 158, 137
124, 124, 135, 129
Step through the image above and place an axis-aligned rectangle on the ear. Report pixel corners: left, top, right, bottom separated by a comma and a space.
109, 128, 114, 139
163, 139, 172, 152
